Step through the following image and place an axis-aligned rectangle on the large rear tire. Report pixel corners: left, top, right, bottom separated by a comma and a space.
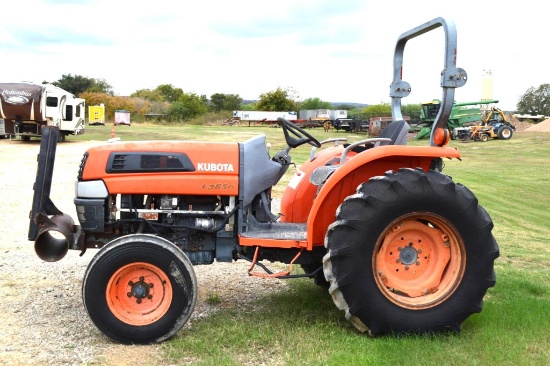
323, 168, 498, 336
82, 234, 197, 344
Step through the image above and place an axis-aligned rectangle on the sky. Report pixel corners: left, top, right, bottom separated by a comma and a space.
1, 0, 547, 111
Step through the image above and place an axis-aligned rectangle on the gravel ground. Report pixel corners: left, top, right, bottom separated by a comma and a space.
0, 138, 288, 366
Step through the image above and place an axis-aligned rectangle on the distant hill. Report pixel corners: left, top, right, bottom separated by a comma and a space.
330, 102, 368, 109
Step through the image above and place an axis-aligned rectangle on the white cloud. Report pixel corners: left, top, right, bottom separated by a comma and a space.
0, 0, 547, 110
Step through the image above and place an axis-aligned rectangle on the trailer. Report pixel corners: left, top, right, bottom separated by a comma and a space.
232, 111, 297, 126
0, 82, 85, 141
299, 109, 348, 122
512, 113, 548, 122
114, 110, 131, 126
88, 105, 105, 125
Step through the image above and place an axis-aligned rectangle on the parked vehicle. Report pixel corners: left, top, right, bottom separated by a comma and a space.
416, 99, 499, 139
455, 107, 515, 141
114, 110, 131, 126
89, 105, 106, 126
28, 17, 498, 344
0, 82, 85, 141
299, 109, 348, 126
232, 111, 297, 125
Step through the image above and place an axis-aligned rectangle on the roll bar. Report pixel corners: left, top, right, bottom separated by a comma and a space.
390, 17, 467, 146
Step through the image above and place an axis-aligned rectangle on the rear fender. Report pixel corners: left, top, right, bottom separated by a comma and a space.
306, 145, 461, 249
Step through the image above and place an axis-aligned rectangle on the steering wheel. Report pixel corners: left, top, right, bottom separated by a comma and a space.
278, 117, 321, 148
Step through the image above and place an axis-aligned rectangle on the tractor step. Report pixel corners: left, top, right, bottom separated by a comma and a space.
241, 222, 306, 241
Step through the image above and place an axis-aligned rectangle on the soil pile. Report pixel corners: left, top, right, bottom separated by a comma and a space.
505, 115, 532, 132
524, 118, 550, 132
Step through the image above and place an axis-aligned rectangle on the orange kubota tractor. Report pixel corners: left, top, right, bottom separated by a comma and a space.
28, 17, 498, 344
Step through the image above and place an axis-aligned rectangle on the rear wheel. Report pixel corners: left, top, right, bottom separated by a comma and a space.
323, 168, 498, 336
497, 125, 513, 140
82, 234, 197, 344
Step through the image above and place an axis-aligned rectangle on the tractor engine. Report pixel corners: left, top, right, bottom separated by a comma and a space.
77, 192, 236, 265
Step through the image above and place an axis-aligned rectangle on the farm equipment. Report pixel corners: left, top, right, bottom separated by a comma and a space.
416, 98, 500, 140
28, 17, 498, 344
454, 107, 515, 141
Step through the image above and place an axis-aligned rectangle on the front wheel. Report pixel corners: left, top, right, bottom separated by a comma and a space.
323, 168, 498, 336
497, 125, 513, 140
82, 234, 197, 344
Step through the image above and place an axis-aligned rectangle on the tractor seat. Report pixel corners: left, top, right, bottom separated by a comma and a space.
377, 119, 410, 146
309, 120, 410, 186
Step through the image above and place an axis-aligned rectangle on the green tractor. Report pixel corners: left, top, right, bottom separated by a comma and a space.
415, 99, 500, 139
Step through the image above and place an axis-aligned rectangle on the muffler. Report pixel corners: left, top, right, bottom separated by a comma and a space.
34, 213, 75, 262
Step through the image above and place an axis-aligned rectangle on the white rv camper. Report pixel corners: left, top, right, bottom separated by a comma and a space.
0, 82, 85, 141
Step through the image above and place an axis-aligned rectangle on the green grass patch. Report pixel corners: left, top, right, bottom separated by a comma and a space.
71, 125, 549, 365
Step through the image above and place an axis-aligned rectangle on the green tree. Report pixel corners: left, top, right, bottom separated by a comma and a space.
362, 103, 391, 118
334, 103, 355, 110
516, 84, 550, 116
156, 84, 184, 103
169, 92, 208, 120
131, 88, 164, 102
45, 74, 113, 96
355, 102, 421, 122
256, 87, 297, 111
209, 93, 243, 112
80, 92, 151, 121
299, 97, 332, 110
86, 78, 114, 95
402, 104, 422, 122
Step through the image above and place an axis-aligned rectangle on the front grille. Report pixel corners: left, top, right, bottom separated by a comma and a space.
77, 152, 89, 181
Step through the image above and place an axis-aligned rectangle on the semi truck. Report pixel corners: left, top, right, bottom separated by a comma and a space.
0, 82, 85, 141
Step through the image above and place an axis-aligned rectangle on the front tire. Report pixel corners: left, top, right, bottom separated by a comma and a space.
82, 234, 197, 344
323, 168, 498, 336
497, 125, 513, 140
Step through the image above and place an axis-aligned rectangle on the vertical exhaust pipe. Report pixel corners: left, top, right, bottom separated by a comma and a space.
29, 126, 79, 262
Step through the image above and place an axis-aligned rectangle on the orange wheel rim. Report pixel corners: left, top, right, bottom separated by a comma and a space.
373, 213, 465, 309
106, 262, 173, 326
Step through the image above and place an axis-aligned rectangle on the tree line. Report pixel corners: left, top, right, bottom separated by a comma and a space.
45, 74, 550, 123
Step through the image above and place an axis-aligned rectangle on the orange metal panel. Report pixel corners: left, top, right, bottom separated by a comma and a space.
280, 145, 344, 222
304, 145, 461, 249
81, 140, 240, 196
